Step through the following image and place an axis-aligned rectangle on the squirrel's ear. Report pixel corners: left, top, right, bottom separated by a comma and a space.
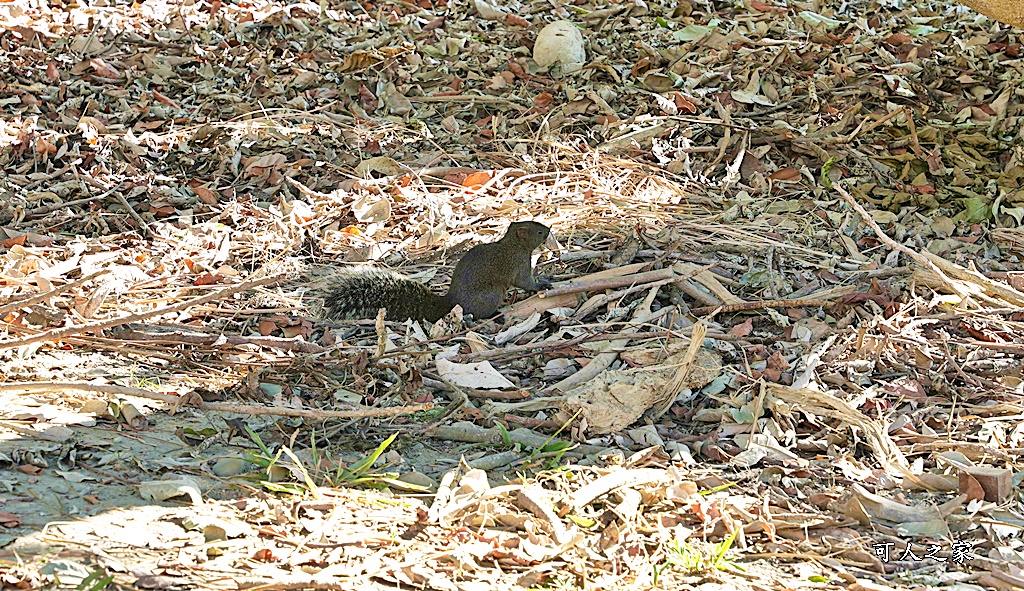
516, 226, 530, 240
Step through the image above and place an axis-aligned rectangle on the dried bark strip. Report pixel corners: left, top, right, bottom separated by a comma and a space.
0, 382, 431, 420
0, 274, 285, 350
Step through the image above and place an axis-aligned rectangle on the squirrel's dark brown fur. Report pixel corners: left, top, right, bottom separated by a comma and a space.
323, 221, 551, 322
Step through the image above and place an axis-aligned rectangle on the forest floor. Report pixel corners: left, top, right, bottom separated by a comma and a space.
1, 0, 1024, 588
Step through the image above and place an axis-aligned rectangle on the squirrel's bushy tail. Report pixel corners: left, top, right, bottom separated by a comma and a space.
320, 268, 453, 321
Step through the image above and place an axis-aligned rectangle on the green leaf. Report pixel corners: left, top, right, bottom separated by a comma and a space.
673, 25, 715, 41
905, 24, 939, 36
961, 196, 991, 223
820, 156, 836, 188
798, 10, 844, 29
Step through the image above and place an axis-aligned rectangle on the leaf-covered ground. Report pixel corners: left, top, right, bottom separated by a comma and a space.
1, 0, 1024, 588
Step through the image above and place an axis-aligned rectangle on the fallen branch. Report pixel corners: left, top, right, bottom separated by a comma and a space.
23, 184, 123, 219
0, 382, 431, 420
649, 321, 707, 420
546, 290, 668, 393
0, 420, 67, 442
767, 384, 910, 472
112, 328, 325, 354
0, 270, 111, 318
917, 250, 1024, 307
0, 273, 285, 350
510, 262, 650, 319
576, 263, 715, 317
690, 298, 833, 316
539, 268, 676, 298
835, 183, 972, 301
564, 468, 667, 512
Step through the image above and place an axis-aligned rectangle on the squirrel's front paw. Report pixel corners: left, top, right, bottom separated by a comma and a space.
535, 278, 553, 290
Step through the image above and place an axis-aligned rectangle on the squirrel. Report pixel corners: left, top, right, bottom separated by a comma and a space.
322, 221, 551, 322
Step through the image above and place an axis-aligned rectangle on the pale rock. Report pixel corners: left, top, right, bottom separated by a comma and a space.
533, 21, 586, 73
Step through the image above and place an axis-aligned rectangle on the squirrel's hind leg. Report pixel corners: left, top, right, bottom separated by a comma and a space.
457, 290, 504, 319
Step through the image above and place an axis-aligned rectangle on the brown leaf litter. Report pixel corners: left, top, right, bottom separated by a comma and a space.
2, 0, 1024, 588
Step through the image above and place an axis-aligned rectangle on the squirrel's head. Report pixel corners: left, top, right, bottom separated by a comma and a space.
509, 221, 550, 248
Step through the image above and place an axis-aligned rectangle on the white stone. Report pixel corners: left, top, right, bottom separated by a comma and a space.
533, 21, 586, 72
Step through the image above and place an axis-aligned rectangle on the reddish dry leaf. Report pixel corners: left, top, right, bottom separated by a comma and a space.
209, 0, 221, 17
729, 318, 753, 337
885, 377, 926, 398
959, 472, 985, 502
193, 185, 219, 205
16, 465, 41, 475
508, 61, 527, 79
0, 513, 22, 528
134, 120, 165, 130
962, 322, 1006, 343
505, 13, 528, 26
534, 92, 553, 108
750, 0, 787, 11
672, 93, 697, 113
193, 272, 220, 286
253, 548, 275, 561
766, 350, 790, 371
152, 89, 181, 109
358, 84, 378, 112
257, 320, 278, 336
341, 225, 367, 237
462, 171, 492, 189
45, 61, 59, 80
89, 57, 120, 78
34, 137, 56, 155
0, 234, 27, 248
769, 168, 801, 181
632, 58, 652, 78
